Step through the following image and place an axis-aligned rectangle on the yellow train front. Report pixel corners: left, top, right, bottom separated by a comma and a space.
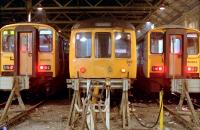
68, 19, 136, 129
137, 25, 200, 92
0, 23, 68, 93
69, 19, 136, 80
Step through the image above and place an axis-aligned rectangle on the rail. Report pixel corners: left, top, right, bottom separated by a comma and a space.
0, 100, 46, 129
163, 105, 196, 130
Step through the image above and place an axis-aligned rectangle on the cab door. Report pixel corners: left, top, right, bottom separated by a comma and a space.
15, 26, 38, 77
19, 32, 33, 75
169, 35, 183, 76
165, 29, 187, 78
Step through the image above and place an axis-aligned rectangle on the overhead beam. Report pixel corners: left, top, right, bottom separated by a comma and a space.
0, 10, 150, 15
1, 6, 157, 11
47, 20, 146, 24
144, 0, 153, 7
3, 0, 15, 8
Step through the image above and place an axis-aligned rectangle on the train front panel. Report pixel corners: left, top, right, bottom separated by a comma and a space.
69, 28, 136, 79
0, 28, 15, 76
0, 23, 59, 78
145, 27, 200, 79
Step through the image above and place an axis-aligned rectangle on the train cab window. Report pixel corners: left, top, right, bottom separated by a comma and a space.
75, 32, 92, 58
150, 32, 164, 54
39, 30, 53, 52
170, 36, 181, 54
2, 30, 14, 52
95, 32, 111, 58
20, 33, 32, 53
187, 33, 199, 55
115, 32, 131, 58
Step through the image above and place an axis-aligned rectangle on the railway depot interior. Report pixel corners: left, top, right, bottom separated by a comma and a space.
0, 0, 200, 130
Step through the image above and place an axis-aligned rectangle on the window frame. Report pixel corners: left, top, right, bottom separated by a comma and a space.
75, 32, 92, 58
170, 36, 182, 54
150, 32, 164, 54
114, 32, 131, 58
39, 29, 53, 52
2, 30, 15, 52
186, 33, 199, 55
94, 32, 112, 58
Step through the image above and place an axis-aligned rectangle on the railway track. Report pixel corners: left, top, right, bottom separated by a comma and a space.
163, 105, 199, 130
157, 96, 200, 130
0, 98, 19, 109
130, 96, 200, 130
0, 100, 46, 129
0, 102, 6, 109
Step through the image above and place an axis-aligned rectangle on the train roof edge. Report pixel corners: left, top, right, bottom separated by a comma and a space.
71, 18, 135, 30
0, 22, 56, 31
152, 25, 200, 31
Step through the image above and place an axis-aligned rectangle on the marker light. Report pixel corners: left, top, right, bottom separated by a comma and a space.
39, 65, 51, 70
152, 66, 163, 72
3, 65, 14, 70
187, 66, 197, 73
121, 68, 126, 73
80, 67, 86, 73
40, 66, 44, 70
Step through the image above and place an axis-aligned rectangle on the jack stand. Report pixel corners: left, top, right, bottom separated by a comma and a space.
0, 76, 26, 122
177, 79, 200, 129
120, 79, 130, 129
68, 79, 130, 130
67, 79, 81, 127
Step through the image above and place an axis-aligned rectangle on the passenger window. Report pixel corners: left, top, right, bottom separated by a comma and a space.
95, 32, 111, 58
115, 32, 131, 58
187, 33, 199, 55
2, 30, 15, 52
150, 32, 164, 54
170, 36, 181, 54
39, 30, 53, 52
75, 32, 92, 58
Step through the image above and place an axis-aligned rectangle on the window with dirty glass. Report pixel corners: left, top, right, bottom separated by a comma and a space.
115, 32, 131, 58
187, 33, 199, 55
95, 32, 111, 58
150, 32, 164, 54
75, 32, 92, 58
39, 30, 53, 52
2, 30, 15, 52
170, 35, 181, 54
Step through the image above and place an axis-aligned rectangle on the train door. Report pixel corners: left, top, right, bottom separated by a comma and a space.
165, 29, 187, 78
15, 26, 38, 76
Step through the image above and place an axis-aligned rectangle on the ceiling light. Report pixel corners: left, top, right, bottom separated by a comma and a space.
37, 4, 43, 11
146, 21, 151, 24
37, 7, 43, 11
160, 6, 165, 10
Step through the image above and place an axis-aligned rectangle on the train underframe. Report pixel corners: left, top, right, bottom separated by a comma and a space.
67, 78, 131, 129
0, 75, 66, 96
134, 76, 200, 94
134, 77, 171, 93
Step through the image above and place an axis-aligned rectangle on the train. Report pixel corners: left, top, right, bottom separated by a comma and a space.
69, 19, 137, 79
1, 21, 199, 97
0, 23, 69, 94
136, 25, 200, 93
68, 18, 137, 129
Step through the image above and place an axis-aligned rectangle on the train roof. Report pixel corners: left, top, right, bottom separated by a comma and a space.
151, 25, 200, 32
72, 18, 135, 30
0, 22, 56, 31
